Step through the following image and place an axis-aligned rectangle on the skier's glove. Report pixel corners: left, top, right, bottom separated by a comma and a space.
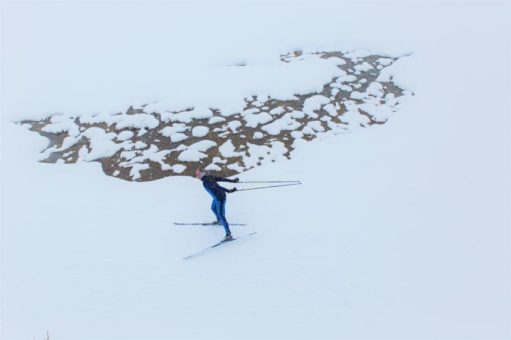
234, 177, 240, 183
229, 187, 237, 193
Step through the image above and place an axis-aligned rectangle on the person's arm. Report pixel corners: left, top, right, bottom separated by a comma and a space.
213, 177, 237, 193
213, 176, 239, 183
215, 184, 236, 193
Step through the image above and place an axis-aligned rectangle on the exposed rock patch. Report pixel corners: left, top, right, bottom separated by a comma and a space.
20, 50, 412, 181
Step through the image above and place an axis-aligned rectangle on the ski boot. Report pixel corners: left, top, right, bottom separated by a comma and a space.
222, 234, 234, 242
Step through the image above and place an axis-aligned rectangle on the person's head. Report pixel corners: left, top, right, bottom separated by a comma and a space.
195, 169, 205, 179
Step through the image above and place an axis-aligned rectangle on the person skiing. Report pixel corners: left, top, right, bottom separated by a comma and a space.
195, 169, 239, 241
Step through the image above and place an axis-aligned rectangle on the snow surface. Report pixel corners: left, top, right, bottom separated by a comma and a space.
1, 1, 510, 340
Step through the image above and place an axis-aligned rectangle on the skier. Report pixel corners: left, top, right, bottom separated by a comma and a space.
195, 169, 239, 241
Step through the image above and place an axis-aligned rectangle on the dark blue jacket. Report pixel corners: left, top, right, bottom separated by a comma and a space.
201, 175, 236, 201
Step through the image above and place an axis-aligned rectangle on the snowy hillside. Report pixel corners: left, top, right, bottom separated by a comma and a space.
19, 50, 410, 181
1, 1, 510, 340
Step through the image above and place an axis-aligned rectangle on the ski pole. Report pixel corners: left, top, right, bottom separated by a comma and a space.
235, 182, 302, 191
238, 180, 301, 183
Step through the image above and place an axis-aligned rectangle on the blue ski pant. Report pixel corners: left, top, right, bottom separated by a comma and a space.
211, 198, 231, 235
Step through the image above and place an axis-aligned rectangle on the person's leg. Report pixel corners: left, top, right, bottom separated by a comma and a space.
215, 199, 231, 236
211, 199, 220, 223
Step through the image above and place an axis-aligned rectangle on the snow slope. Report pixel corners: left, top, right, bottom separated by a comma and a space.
1, 1, 510, 340
18, 50, 410, 181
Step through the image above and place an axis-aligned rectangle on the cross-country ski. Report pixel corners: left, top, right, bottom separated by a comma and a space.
174, 222, 247, 226
183, 232, 258, 260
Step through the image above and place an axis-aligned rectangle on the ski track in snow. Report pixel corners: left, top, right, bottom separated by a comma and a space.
20, 50, 411, 181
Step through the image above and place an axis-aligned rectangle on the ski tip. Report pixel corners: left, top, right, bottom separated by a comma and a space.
233, 231, 258, 240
